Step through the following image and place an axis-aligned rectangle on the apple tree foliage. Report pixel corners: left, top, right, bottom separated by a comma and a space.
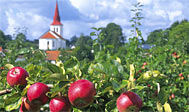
1, 25, 188, 112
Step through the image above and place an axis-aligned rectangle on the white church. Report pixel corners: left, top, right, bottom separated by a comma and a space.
39, 1, 66, 50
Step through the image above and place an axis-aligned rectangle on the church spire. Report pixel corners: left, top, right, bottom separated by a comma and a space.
51, 0, 62, 25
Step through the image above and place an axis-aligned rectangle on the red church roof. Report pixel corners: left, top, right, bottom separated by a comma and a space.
40, 31, 57, 39
0, 47, 2, 52
46, 50, 60, 60
51, 1, 62, 25
40, 31, 65, 40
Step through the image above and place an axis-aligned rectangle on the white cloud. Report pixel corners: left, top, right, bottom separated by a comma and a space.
69, 0, 98, 20
137, 0, 152, 5
155, 10, 167, 19
63, 20, 92, 38
5, 9, 51, 40
169, 1, 183, 10
168, 10, 182, 22
69, 0, 132, 20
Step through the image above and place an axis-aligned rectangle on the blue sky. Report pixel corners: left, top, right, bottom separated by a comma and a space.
0, 0, 189, 40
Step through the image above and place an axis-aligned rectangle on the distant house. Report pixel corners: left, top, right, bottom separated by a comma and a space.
15, 55, 26, 62
0, 47, 5, 57
140, 44, 155, 49
46, 50, 60, 64
39, 1, 66, 51
0, 47, 2, 52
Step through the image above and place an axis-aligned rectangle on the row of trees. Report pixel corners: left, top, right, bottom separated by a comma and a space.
146, 19, 189, 53
1, 20, 189, 49
0, 30, 12, 48
0, 31, 38, 50
1, 19, 189, 62
65, 23, 126, 61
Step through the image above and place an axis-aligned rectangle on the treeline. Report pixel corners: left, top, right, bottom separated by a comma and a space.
65, 19, 189, 61
146, 19, 189, 52
1, 19, 189, 61
0, 31, 38, 50
64, 23, 126, 61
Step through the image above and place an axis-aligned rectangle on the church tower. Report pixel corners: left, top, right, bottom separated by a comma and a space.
39, 0, 66, 50
50, 1, 63, 37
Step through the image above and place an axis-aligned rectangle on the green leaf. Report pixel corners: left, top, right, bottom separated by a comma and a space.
118, 65, 124, 74
129, 64, 135, 82
134, 86, 146, 92
26, 64, 34, 73
90, 32, 96, 36
102, 86, 112, 94
120, 80, 129, 89
48, 73, 67, 81
91, 27, 98, 31
105, 99, 117, 112
21, 84, 30, 96
112, 81, 120, 92
17, 48, 30, 55
5, 97, 22, 111
64, 56, 78, 68
55, 60, 65, 75
73, 107, 82, 112
5, 64, 14, 69
88, 63, 105, 74
158, 87, 169, 104
47, 62, 61, 73
164, 102, 172, 112
5, 93, 20, 105
156, 101, 163, 112
116, 57, 121, 64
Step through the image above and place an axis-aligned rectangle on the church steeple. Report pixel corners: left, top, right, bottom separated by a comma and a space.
51, 0, 62, 25
50, 0, 63, 37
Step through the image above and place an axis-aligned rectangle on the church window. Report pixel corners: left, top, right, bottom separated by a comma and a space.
53, 41, 55, 47
57, 28, 58, 32
47, 41, 50, 49
54, 28, 55, 31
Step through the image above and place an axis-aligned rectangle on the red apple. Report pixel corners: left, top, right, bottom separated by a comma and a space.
143, 62, 147, 66
68, 79, 96, 108
180, 76, 184, 80
27, 82, 50, 105
141, 65, 145, 69
169, 96, 172, 100
171, 94, 175, 99
117, 91, 143, 112
183, 60, 187, 64
49, 96, 71, 112
0, 66, 4, 70
172, 52, 177, 58
7, 67, 29, 87
179, 73, 183, 77
172, 52, 177, 55
176, 55, 180, 59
